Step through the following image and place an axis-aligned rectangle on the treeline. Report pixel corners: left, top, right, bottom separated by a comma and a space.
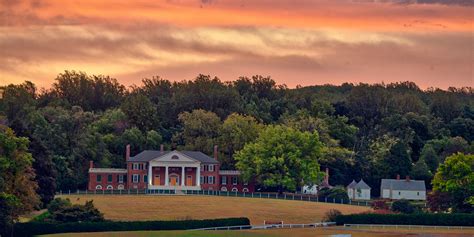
1, 70, 473, 205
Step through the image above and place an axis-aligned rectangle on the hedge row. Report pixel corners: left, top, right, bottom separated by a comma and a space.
14, 217, 250, 236
335, 213, 474, 226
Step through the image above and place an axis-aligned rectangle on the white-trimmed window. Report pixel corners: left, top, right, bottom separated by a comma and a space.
96, 175, 102, 182
133, 174, 140, 183
208, 165, 214, 172
144, 175, 148, 183
117, 184, 125, 190
200, 176, 205, 184
242, 188, 249, 192
244, 181, 248, 186
221, 187, 228, 191
232, 176, 238, 185
118, 175, 124, 183
107, 174, 113, 183
232, 187, 238, 192
106, 185, 113, 190
208, 176, 214, 184
221, 176, 227, 185
95, 185, 103, 190
133, 163, 139, 170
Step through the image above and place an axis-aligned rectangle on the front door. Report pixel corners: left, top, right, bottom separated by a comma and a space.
154, 175, 160, 185
169, 175, 178, 186
186, 175, 193, 186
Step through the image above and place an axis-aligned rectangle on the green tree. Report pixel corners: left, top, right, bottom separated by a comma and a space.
219, 113, 263, 168
121, 94, 159, 132
410, 158, 433, 185
420, 144, 440, 173
175, 109, 221, 154
235, 125, 324, 192
432, 153, 473, 213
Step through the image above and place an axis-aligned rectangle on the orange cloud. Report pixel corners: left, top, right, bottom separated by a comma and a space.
0, 0, 472, 88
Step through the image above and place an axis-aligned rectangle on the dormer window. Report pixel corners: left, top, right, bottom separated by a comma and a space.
171, 155, 179, 160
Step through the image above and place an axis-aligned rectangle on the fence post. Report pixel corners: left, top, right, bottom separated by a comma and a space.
260, 193, 262, 198
284, 194, 286, 200
252, 192, 254, 198
60, 190, 62, 195
300, 195, 303, 201
292, 194, 295, 200
268, 193, 270, 199
276, 193, 278, 199
86, 189, 88, 195
325, 197, 327, 203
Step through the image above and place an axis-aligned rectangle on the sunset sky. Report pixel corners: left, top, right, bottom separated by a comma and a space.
1, 0, 472, 88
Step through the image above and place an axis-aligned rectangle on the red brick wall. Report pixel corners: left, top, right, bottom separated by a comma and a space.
200, 163, 220, 190
219, 175, 255, 193
127, 162, 148, 190
88, 172, 127, 191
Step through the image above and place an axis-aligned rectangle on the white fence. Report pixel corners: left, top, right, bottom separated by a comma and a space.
191, 222, 336, 231
57, 189, 371, 207
344, 224, 474, 230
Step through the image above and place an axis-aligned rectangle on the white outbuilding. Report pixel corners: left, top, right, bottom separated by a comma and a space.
380, 176, 426, 200
347, 179, 371, 200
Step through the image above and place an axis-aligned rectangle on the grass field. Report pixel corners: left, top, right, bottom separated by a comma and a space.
43, 227, 474, 237
58, 195, 369, 224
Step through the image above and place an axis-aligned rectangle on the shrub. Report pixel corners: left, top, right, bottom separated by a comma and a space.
14, 217, 250, 236
45, 198, 104, 223
322, 209, 342, 222
319, 187, 349, 201
47, 198, 72, 213
391, 199, 415, 214
335, 213, 474, 226
52, 200, 104, 223
371, 200, 389, 210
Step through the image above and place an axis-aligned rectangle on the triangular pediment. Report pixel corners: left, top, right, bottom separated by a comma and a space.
150, 150, 200, 163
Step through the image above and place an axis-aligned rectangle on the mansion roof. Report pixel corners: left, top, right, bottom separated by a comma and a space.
129, 150, 219, 164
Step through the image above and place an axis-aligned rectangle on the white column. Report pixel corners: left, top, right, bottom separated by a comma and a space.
165, 165, 169, 186
148, 163, 152, 186
196, 165, 201, 187
181, 166, 185, 186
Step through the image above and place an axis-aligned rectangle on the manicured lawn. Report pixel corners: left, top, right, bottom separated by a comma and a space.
42, 227, 474, 237
58, 195, 369, 224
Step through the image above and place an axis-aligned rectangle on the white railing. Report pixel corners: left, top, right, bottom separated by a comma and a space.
191, 222, 336, 231
344, 224, 474, 230
57, 189, 372, 207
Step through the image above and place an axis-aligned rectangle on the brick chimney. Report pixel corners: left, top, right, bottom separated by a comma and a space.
160, 144, 164, 154
324, 168, 329, 183
406, 175, 410, 182
89, 161, 94, 169
125, 144, 130, 161
213, 145, 218, 160
396, 174, 400, 180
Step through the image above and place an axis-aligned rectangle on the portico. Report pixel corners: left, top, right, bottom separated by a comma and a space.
147, 151, 201, 190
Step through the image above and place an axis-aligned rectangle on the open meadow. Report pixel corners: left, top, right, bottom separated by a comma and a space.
58, 194, 369, 225
42, 227, 474, 237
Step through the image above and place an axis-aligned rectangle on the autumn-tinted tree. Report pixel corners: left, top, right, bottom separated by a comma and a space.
0, 126, 40, 235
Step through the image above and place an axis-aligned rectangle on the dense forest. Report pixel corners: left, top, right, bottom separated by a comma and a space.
1, 70, 473, 206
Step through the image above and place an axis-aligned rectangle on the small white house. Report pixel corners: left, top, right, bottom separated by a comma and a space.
302, 184, 318, 195
380, 176, 426, 200
347, 179, 371, 200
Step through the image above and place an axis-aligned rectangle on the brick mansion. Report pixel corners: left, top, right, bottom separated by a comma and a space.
88, 145, 255, 193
